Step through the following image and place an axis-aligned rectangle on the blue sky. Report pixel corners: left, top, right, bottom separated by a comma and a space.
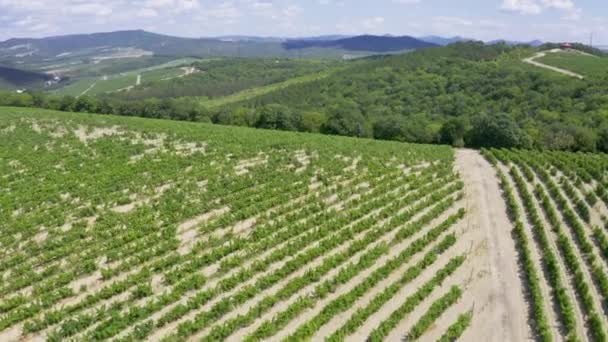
0, 0, 606, 44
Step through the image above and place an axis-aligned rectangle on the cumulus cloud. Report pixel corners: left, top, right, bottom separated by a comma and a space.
501, 0, 580, 18
362, 16, 385, 30
501, 0, 542, 14
0, 0, 602, 43
68, 3, 113, 16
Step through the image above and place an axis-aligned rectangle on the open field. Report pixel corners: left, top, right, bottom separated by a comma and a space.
523, 51, 585, 79
50, 58, 205, 96
53, 74, 138, 97
483, 148, 608, 341
0, 106, 533, 341
536, 51, 608, 78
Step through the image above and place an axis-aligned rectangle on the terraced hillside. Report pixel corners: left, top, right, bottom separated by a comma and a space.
0, 107, 527, 341
483, 149, 608, 341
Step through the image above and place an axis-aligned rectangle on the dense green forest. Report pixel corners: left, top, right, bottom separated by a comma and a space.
2, 42, 608, 151
220, 42, 608, 151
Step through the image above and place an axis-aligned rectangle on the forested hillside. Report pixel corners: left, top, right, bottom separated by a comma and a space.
3, 42, 608, 151
218, 42, 608, 151
107, 58, 337, 101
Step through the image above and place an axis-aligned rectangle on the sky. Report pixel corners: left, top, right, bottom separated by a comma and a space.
0, 0, 607, 44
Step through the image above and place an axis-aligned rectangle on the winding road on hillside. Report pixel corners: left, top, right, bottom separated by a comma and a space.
523, 50, 585, 79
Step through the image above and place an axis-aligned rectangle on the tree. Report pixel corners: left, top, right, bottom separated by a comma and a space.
300, 111, 327, 133
322, 102, 371, 138
439, 118, 466, 147
597, 127, 608, 153
73, 96, 97, 113
255, 104, 299, 131
466, 113, 528, 148
59, 96, 76, 112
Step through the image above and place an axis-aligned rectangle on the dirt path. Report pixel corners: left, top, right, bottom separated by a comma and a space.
161, 67, 199, 81
523, 51, 585, 79
452, 149, 532, 341
79, 81, 97, 97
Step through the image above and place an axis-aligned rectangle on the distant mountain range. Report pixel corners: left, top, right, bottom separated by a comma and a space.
283, 35, 437, 52
0, 30, 547, 63
418, 36, 473, 46
486, 39, 544, 47
215, 35, 353, 43
0, 30, 552, 82
0, 30, 442, 67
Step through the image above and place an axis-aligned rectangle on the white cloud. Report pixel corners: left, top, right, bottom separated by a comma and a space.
362, 16, 385, 30
501, 0, 580, 18
500, 0, 542, 15
541, 0, 574, 10
137, 8, 159, 17
210, 2, 241, 19
68, 3, 112, 16
562, 7, 582, 21
433, 16, 474, 27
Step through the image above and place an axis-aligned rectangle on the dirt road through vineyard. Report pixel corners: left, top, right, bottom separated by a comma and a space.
454, 149, 532, 342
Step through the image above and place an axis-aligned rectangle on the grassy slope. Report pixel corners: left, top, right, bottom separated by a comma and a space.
51, 58, 205, 96
0, 106, 447, 158
537, 52, 608, 77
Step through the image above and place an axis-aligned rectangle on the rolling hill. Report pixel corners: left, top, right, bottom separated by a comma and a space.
0, 30, 285, 61
3, 42, 608, 153
0, 30, 439, 71
0, 65, 52, 90
282, 35, 438, 52
535, 50, 608, 78
3, 106, 608, 342
0, 105, 524, 342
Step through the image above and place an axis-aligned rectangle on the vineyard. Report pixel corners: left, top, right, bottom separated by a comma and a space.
483, 148, 608, 342
1, 106, 530, 341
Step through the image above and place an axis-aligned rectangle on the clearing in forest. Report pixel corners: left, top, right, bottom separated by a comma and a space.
523, 49, 585, 79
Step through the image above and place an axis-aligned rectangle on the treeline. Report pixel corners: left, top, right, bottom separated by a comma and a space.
0, 91, 203, 121
0, 91, 552, 151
